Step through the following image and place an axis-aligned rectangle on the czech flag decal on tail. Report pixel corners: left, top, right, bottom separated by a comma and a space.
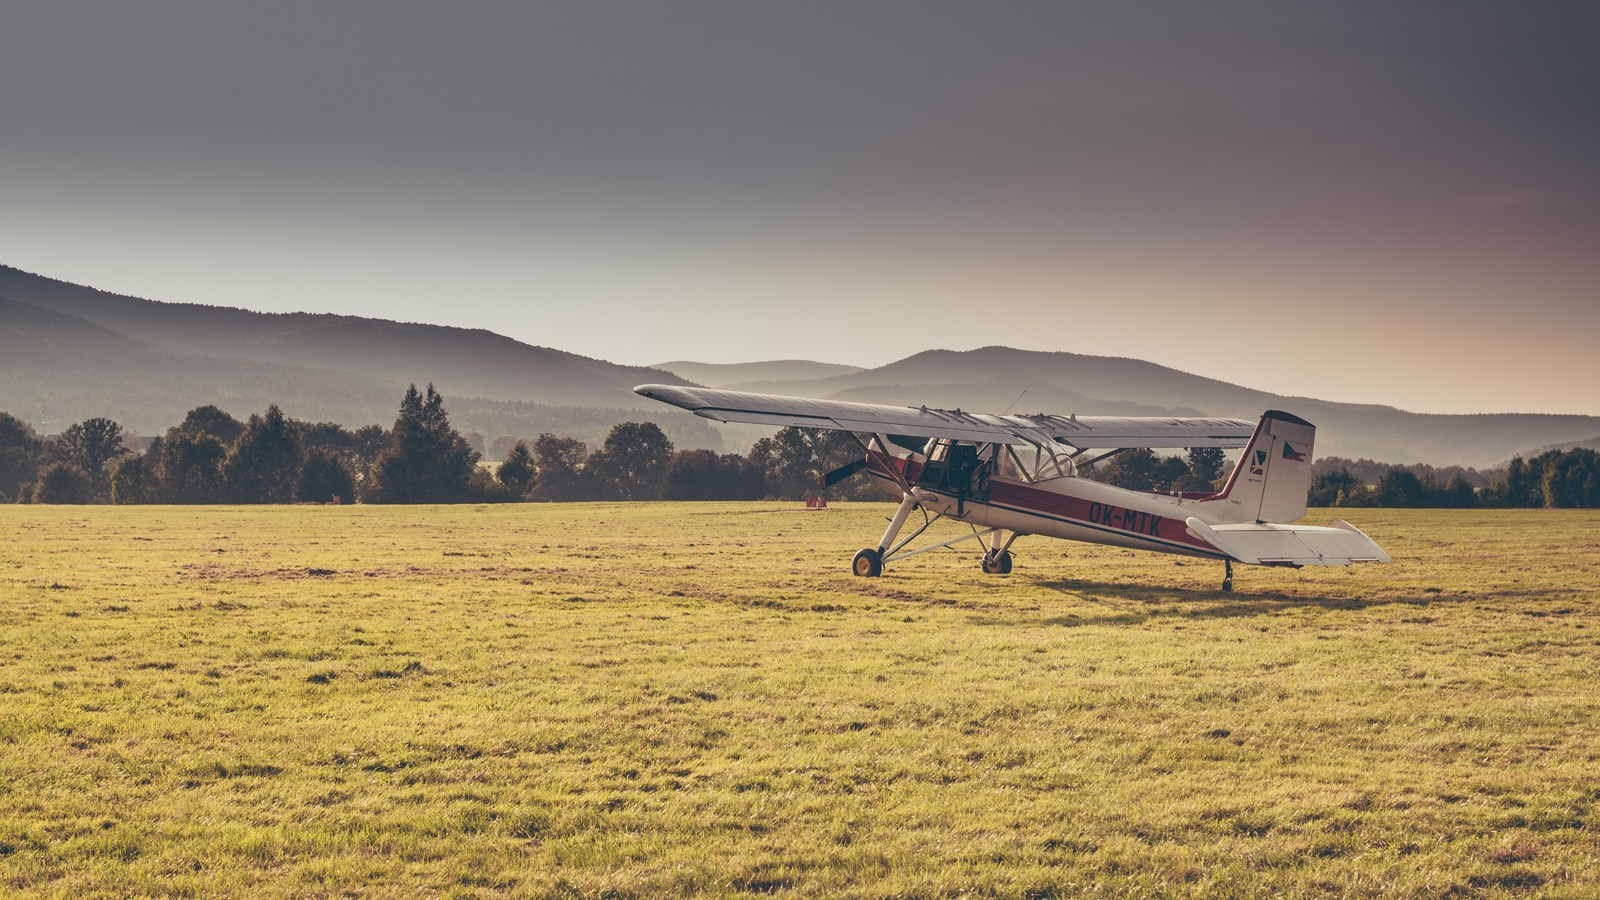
1282, 441, 1307, 462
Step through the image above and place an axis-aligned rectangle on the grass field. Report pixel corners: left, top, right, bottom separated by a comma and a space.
1, 502, 1597, 897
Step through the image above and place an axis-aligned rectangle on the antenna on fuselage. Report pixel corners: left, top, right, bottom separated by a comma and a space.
1003, 390, 1026, 415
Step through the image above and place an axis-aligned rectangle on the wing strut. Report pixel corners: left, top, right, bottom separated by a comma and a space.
844, 432, 915, 494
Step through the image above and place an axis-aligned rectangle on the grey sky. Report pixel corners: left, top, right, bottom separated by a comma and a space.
4, 2, 1597, 414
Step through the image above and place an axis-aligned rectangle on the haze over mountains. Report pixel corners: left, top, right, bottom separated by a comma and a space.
0, 265, 724, 450
676, 347, 1600, 467
4, 264, 1596, 467
651, 360, 865, 389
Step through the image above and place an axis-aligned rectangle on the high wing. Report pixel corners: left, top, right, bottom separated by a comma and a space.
635, 384, 1255, 449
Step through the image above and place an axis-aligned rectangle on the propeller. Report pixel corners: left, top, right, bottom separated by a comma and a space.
822, 458, 869, 488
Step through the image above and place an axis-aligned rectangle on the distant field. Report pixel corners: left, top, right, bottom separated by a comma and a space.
2, 503, 1597, 897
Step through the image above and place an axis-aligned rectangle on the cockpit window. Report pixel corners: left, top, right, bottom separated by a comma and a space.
997, 443, 1077, 483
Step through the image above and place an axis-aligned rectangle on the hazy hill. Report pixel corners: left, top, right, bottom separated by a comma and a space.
721, 347, 1600, 467
1512, 435, 1600, 460
0, 295, 401, 430
0, 265, 674, 410
0, 266, 724, 451
654, 359, 864, 388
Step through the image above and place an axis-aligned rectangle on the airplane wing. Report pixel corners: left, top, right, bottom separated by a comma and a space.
635, 384, 1255, 449
1184, 517, 1391, 567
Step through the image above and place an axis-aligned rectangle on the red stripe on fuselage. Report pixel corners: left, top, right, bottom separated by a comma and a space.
984, 480, 1214, 551
865, 451, 1217, 554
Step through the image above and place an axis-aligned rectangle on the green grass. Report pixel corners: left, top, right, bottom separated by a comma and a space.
1, 503, 1597, 897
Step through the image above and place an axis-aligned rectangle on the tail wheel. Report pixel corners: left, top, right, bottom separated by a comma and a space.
981, 550, 1013, 575
852, 548, 883, 578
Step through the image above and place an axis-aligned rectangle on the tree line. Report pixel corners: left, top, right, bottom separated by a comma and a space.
6, 387, 1598, 507
1085, 447, 1600, 509
1307, 450, 1600, 509
1, 385, 878, 505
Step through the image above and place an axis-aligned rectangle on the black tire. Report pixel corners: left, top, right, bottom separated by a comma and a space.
981, 550, 1013, 575
852, 548, 883, 578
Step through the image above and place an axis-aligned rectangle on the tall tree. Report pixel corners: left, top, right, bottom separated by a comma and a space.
56, 417, 130, 500
497, 440, 536, 498
159, 431, 228, 503
296, 449, 356, 504
1309, 468, 1361, 507
347, 423, 389, 497
33, 462, 93, 504
367, 385, 478, 503
1154, 455, 1191, 491
747, 428, 813, 499
1502, 456, 1542, 508
1441, 474, 1479, 508
177, 405, 245, 445
585, 422, 675, 500
0, 412, 43, 502
293, 420, 353, 456
1186, 447, 1227, 485
1095, 448, 1161, 490
109, 456, 156, 505
1376, 469, 1426, 507
532, 433, 589, 501
224, 405, 303, 503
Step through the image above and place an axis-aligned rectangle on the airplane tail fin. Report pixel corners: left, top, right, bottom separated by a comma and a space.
1202, 410, 1314, 524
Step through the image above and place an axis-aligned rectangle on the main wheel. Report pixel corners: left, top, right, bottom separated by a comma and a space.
981, 550, 1013, 575
852, 548, 883, 578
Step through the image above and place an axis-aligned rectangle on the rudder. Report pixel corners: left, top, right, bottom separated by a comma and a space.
1202, 410, 1314, 524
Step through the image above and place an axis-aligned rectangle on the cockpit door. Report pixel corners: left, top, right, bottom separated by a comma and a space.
916, 440, 991, 505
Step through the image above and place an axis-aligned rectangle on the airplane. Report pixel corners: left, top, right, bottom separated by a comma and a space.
634, 383, 1390, 591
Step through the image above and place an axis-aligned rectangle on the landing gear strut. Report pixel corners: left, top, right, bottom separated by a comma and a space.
980, 529, 1019, 575
1222, 559, 1234, 592
849, 490, 1022, 578
851, 493, 920, 578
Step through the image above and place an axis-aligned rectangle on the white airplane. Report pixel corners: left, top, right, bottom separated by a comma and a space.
635, 384, 1390, 590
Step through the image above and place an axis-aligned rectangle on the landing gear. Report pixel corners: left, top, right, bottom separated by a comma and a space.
980, 529, 1020, 575
844, 487, 1023, 578
981, 550, 1013, 575
849, 492, 920, 578
1222, 559, 1234, 592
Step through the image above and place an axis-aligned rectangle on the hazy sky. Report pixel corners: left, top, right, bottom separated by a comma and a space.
3, 2, 1597, 415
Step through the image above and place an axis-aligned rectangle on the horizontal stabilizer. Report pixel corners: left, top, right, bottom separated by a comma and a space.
1184, 517, 1390, 567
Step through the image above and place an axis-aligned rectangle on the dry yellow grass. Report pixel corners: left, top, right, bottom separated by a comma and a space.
1, 503, 1597, 896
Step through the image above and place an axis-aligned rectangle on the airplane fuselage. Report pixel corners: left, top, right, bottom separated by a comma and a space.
866, 451, 1228, 559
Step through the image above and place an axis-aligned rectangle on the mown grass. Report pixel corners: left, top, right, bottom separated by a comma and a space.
1, 503, 1597, 897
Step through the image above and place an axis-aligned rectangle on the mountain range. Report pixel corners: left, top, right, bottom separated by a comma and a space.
685, 347, 1600, 467
3, 264, 1596, 467
0, 265, 724, 451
